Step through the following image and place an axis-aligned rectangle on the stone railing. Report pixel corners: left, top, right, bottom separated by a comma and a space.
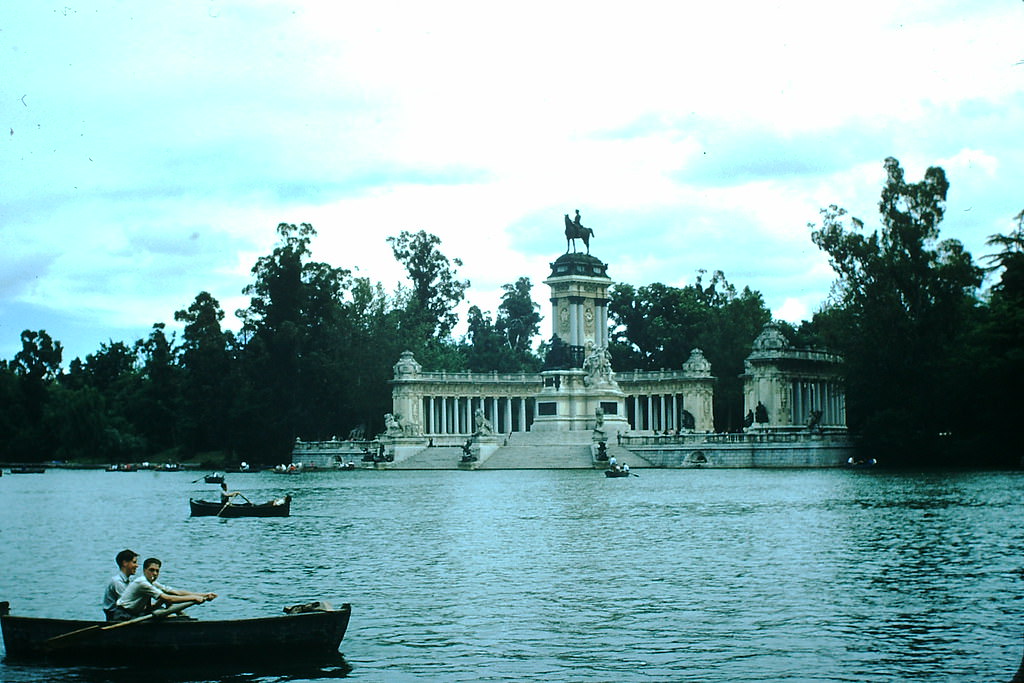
620, 427, 850, 446
392, 370, 542, 385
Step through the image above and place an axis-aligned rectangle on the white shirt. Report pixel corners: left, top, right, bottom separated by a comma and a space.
102, 571, 133, 611
116, 575, 174, 614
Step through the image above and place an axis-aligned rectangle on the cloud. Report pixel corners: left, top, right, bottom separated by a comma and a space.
2, 1, 1023, 364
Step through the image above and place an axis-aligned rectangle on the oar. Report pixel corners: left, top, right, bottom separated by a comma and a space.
44, 600, 198, 649
217, 492, 255, 516
216, 498, 234, 517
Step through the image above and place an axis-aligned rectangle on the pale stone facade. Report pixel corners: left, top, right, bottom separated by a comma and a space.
741, 323, 846, 429
389, 252, 721, 436
300, 233, 852, 469
544, 253, 612, 351
390, 352, 542, 436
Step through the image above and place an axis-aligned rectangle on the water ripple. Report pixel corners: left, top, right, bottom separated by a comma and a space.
1, 468, 1022, 681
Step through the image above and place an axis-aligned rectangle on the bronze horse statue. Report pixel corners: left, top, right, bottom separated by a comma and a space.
564, 211, 594, 254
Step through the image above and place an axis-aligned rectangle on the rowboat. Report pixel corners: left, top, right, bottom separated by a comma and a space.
0, 600, 350, 664
203, 473, 225, 484
9, 466, 45, 474
189, 495, 291, 517
604, 469, 631, 478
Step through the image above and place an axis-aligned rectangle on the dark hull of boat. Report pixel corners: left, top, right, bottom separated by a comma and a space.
189, 496, 291, 517
604, 469, 630, 477
0, 604, 350, 664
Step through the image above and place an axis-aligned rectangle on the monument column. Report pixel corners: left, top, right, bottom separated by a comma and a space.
536, 242, 628, 436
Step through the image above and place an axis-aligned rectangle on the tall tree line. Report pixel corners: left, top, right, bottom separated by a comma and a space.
805, 158, 1019, 466
1, 161, 1020, 468
0, 224, 542, 466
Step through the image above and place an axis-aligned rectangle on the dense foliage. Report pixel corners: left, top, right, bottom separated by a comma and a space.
607, 271, 771, 431
1, 162, 1020, 468
807, 158, 1015, 466
0, 224, 483, 466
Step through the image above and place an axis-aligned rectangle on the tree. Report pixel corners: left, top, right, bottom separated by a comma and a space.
983, 208, 1024, 299
11, 329, 63, 425
464, 305, 507, 371
496, 277, 542, 354
608, 282, 708, 370
131, 323, 181, 454
387, 230, 469, 340
76, 341, 137, 395
175, 292, 233, 453
958, 209, 1024, 461
11, 329, 63, 382
235, 223, 354, 460
608, 272, 770, 431
810, 157, 984, 462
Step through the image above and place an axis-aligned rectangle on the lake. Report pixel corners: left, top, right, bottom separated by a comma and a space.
1, 467, 1022, 682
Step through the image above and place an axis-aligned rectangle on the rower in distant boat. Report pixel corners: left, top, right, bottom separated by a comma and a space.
220, 481, 242, 504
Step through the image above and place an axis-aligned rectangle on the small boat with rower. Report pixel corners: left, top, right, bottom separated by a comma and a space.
844, 456, 878, 469
189, 495, 292, 518
604, 468, 631, 478
0, 600, 350, 665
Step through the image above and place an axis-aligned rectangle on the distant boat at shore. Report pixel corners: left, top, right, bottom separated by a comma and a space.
9, 466, 45, 474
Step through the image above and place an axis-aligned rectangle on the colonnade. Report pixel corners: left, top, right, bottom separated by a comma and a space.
789, 379, 846, 426
625, 393, 694, 432
421, 395, 536, 435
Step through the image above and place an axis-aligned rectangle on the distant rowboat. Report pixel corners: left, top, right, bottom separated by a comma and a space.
189, 495, 291, 517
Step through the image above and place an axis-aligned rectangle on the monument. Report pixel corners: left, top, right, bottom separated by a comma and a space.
532, 219, 629, 438
292, 211, 852, 469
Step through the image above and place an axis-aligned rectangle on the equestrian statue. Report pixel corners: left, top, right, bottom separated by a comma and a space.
564, 209, 594, 254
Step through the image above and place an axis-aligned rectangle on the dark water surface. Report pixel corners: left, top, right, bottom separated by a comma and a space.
1, 467, 1022, 682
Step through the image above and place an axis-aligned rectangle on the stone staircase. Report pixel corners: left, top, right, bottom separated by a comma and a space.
389, 446, 464, 469
477, 444, 593, 469
375, 431, 659, 470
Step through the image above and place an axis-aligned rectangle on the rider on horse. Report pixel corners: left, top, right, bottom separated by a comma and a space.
564, 209, 594, 254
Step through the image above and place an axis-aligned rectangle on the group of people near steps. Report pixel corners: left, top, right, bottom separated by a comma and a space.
101, 549, 217, 622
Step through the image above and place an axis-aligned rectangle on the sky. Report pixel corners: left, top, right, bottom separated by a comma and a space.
2, 1, 1023, 364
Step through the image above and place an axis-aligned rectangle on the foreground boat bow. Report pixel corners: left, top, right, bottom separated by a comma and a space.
0, 600, 350, 664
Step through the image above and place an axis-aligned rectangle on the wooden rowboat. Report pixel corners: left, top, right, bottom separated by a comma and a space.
604, 469, 630, 478
0, 600, 350, 664
189, 495, 291, 517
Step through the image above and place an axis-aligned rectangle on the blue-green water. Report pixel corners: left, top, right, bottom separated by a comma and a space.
0, 467, 1022, 682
